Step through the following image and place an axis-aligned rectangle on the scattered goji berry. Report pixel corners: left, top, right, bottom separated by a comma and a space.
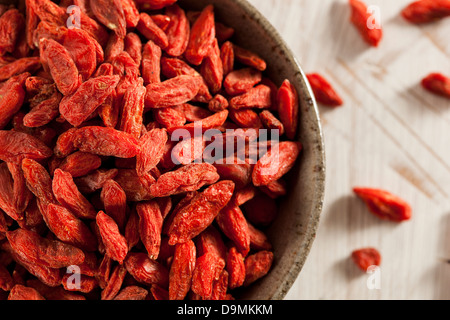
401, 0, 450, 24
421, 73, 450, 98
353, 187, 412, 221
351, 248, 381, 271
349, 0, 383, 47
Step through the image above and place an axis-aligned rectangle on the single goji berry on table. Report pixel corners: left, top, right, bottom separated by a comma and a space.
421, 73, 450, 98
351, 248, 381, 271
349, 0, 383, 47
306, 73, 343, 107
353, 187, 412, 221
401, 0, 450, 24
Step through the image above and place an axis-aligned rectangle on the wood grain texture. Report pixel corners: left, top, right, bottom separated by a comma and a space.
247, 0, 450, 300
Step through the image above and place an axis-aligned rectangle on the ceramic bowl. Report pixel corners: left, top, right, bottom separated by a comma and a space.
179, 0, 326, 300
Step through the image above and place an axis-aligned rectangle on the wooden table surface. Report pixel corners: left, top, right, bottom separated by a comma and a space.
247, 0, 450, 300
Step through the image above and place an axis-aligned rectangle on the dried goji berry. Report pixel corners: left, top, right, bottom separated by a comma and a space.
0, 73, 27, 129
185, 5, 216, 66
228, 108, 263, 129
114, 168, 153, 201
351, 247, 381, 271
224, 68, 262, 96
62, 28, 100, 81
121, 0, 140, 28
154, 107, 186, 130
23, 89, 62, 128
144, 75, 203, 109
100, 179, 127, 231
46, 203, 98, 252
421, 73, 450, 98
119, 77, 146, 138
164, 4, 190, 57
208, 94, 229, 113
96, 210, 128, 264
226, 247, 245, 290
7, 162, 33, 218
0, 9, 24, 56
124, 32, 143, 66
306, 73, 343, 107
401, 0, 450, 24
136, 128, 168, 176
62, 274, 98, 293
141, 40, 162, 85
243, 250, 273, 286
137, 12, 169, 49
168, 240, 196, 300
252, 141, 302, 186
124, 252, 169, 287
8, 284, 45, 300
150, 163, 220, 197
39, 38, 81, 96
136, 0, 177, 10
259, 110, 285, 136
232, 44, 266, 71
0, 57, 40, 82
353, 187, 412, 222
277, 79, 299, 139
6, 228, 85, 269
216, 203, 250, 256
72, 126, 139, 158
191, 251, 225, 299
90, 0, 126, 38
52, 169, 97, 220
349, 0, 383, 47
101, 264, 127, 300
168, 180, 235, 245
114, 285, 148, 300
3, 241, 62, 287
200, 38, 223, 94
136, 201, 163, 260
59, 75, 120, 127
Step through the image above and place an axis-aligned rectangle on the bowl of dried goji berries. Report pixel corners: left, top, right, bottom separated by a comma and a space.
0, 0, 324, 300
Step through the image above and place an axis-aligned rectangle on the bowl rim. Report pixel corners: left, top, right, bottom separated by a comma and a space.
229, 0, 326, 299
